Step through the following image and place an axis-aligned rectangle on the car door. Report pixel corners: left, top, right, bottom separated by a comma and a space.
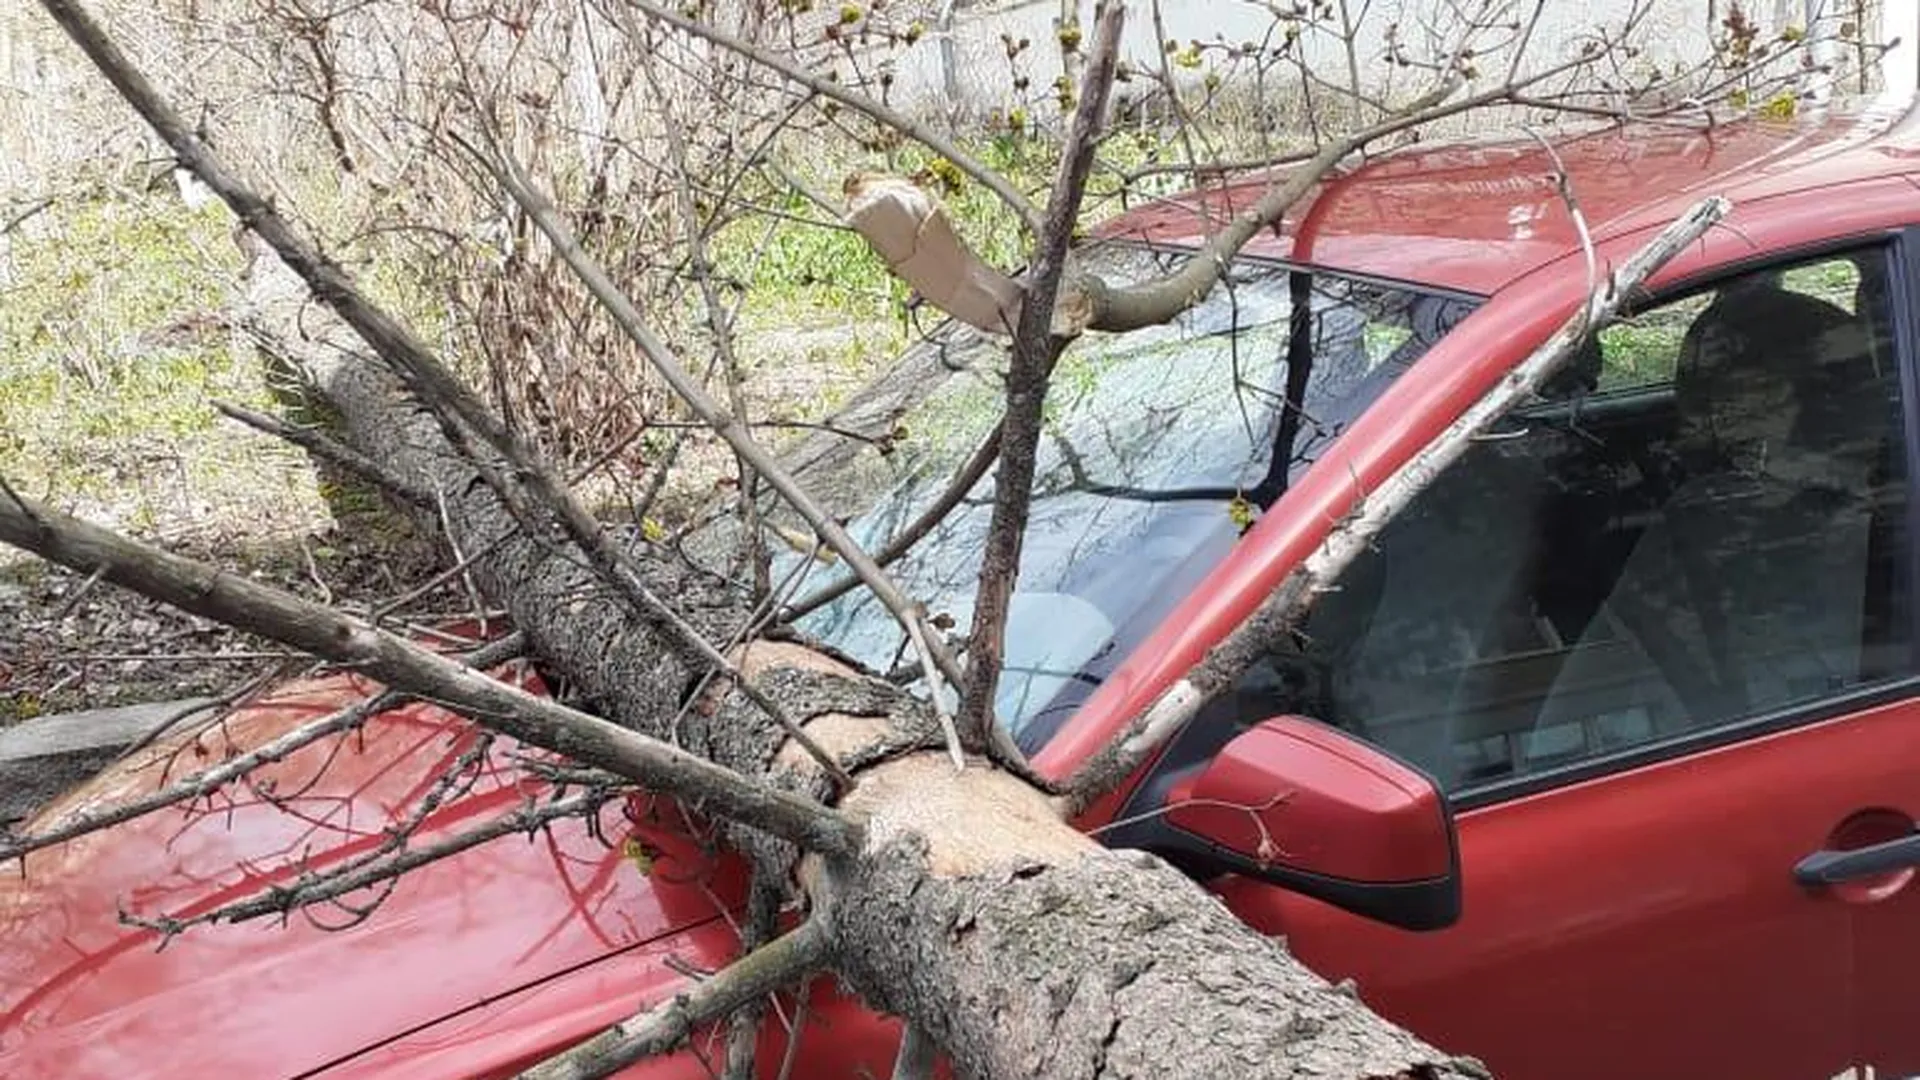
1115, 242, 1920, 1080
1848, 228, 1920, 1080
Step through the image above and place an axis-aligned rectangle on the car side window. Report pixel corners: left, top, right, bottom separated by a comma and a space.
1257, 248, 1912, 792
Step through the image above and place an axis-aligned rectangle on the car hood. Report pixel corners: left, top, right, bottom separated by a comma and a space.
0, 667, 740, 1079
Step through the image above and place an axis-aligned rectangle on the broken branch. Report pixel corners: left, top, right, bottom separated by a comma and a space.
518, 918, 832, 1080
1, 633, 529, 864
460, 130, 968, 767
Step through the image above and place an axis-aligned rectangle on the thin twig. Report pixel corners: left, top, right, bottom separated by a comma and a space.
0, 474, 40, 525
114, 659, 298, 765
1525, 127, 1599, 326
122, 791, 604, 935
634, 36, 770, 603
1, 633, 529, 864
49, 564, 108, 622
625, 0, 1042, 236
780, 420, 1003, 623
517, 919, 832, 1080
212, 398, 431, 507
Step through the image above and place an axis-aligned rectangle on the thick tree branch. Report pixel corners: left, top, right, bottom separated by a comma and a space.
827, 756, 1482, 1079
1068, 195, 1733, 808
518, 918, 832, 1080
0, 491, 864, 856
38, 0, 851, 791
1078, 72, 1462, 333
955, 3, 1124, 747
1076, 17, 1716, 335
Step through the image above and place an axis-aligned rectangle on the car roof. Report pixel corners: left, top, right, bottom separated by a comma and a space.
1092, 100, 1920, 296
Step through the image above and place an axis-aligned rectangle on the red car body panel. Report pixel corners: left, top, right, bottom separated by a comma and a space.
0, 661, 906, 1068
1093, 109, 1911, 294
10, 107, 1920, 1078
0, 668, 745, 1078
1216, 692, 1920, 1080
0, 667, 907, 1079
321, 939, 906, 1080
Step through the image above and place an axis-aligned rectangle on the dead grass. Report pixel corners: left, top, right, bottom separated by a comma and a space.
0, 187, 337, 548
0, 182, 445, 723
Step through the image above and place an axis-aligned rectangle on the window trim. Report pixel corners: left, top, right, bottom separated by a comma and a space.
1440, 232, 1920, 812
1450, 675, 1920, 812
1893, 226, 1920, 677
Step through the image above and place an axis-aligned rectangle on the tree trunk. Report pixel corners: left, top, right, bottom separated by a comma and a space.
249, 252, 1478, 1080
828, 757, 1466, 1079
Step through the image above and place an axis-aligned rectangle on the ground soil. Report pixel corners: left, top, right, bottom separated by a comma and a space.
0, 501, 453, 725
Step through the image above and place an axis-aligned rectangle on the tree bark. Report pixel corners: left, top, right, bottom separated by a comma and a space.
826, 756, 1473, 1080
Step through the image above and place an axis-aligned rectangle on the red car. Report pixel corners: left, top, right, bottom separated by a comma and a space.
10, 103, 1920, 1080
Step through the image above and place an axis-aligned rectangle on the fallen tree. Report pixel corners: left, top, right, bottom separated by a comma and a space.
0, 0, 1816, 1075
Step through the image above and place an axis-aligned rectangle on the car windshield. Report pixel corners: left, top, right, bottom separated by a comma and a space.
778, 246, 1478, 751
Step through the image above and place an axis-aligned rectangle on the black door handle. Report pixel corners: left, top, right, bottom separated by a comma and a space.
1795, 829, 1920, 886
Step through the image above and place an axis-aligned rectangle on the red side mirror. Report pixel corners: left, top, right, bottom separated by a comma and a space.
1165, 716, 1460, 931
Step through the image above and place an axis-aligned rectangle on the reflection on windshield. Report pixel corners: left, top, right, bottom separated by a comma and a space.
777, 247, 1477, 751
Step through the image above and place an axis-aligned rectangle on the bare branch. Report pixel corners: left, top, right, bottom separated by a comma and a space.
634, 37, 773, 602
38, 0, 857, 794
843, 173, 1024, 337
1078, 71, 1465, 333
718, 875, 785, 1080
212, 398, 431, 507
518, 918, 832, 1080
624, 0, 1042, 236
457, 130, 968, 763
955, 4, 1125, 753
780, 420, 1003, 623
0, 493, 864, 856
1, 633, 528, 863
124, 791, 606, 934
1072, 1, 1778, 335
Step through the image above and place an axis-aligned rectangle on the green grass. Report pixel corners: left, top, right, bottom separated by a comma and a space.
0, 119, 1231, 544
0, 187, 327, 539
1596, 298, 1705, 390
